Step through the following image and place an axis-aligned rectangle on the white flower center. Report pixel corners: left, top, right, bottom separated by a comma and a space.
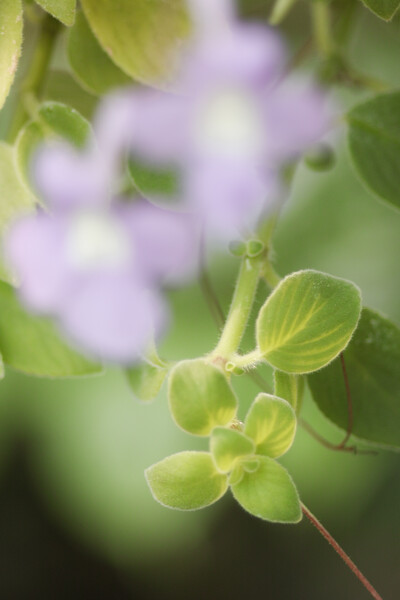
194, 89, 263, 159
66, 211, 131, 271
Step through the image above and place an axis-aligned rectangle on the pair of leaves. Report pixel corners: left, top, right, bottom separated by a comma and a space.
256, 270, 361, 374
147, 394, 301, 523
360, 0, 400, 20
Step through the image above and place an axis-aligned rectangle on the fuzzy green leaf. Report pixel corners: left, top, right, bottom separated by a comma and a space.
256, 270, 361, 374
146, 451, 228, 510
360, 0, 400, 20
0, 0, 23, 109
0, 143, 35, 283
274, 371, 305, 413
67, 10, 131, 95
210, 427, 254, 473
348, 92, 400, 210
244, 393, 297, 458
34, 0, 77, 26
231, 456, 302, 523
80, 0, 191, 87
125, 362, 168, 402
0, 281, 101, 377
168, 359, 238, 436
15, 102, 91, 193
308, 308, 400, 449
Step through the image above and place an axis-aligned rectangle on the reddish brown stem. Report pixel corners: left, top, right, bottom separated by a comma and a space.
302, 504, 383, 600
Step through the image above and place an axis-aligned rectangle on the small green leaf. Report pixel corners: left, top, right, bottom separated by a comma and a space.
0, 281, 101, 377
256, 270, 361, 374
244, 393, 297, 458
210, 427, 254, 473
231, 456, 302, 523
67, 10, 131, 95
228, 464, 244, 486
168, 359, 238, 436
81, 0, 191, 86
0, 143, 35, 283
274, 371, 305, 413
348, 92, 400, 211
125, 362, 168, 402
308, 308, 400, 449
0, 0, 23, 109
146, 451, 228, 510
360, 0, 400, 20
15, 102, 92, 192
128, 159, 180, 207
34, 0, 77, 26
241, 458, 260, 473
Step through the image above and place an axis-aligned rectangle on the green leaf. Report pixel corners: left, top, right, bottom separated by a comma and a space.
0, 143, 35, 283
274, 371, 305, 413
231, 456, 302, 523
80, 0, 191, 86
0, 281, 101, 377
125, 362, 168, 402
168, 359, 238, 436
360, 0, 400, 20
256, 270, 361, 374
348, 92, 400, 211
34, 0, 77, 26
146, 451, 228, 510
128, 159, 180, 207
0, 0, 23, 109
244, 393, 297, 458
67, 10, 131, 95
210, 427, 254, 473
15, 102, 92, 192
308, 308, 400, 449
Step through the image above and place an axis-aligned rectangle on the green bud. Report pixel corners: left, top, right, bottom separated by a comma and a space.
304, 143, 335, 172
246, 239, 265, 258
229, 240, 247, 257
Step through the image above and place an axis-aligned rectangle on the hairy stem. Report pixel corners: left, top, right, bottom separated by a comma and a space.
6, 13, 60, 142
302, 503, 383, 600
212, 255, 263, 359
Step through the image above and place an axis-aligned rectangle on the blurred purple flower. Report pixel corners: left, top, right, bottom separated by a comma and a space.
6, 144, 198, 363
124, 0, 330, 238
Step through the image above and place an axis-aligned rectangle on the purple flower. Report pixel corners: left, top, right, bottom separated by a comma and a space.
124, 0, 330, 238
6, 144, 198, 363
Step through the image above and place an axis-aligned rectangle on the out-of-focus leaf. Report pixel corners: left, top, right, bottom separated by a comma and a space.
256, 270, 361, 374
80, 0, 191, 86
308, 308, 400, 449
348, 92, 400, 210
0, 0, 23, 109
67, 10, 131, 95
360, 0, 400, 20
0, 281, 101, 377
34, 0, 77, 26
15, 101, 91, 191
126, 362, 168, 402
146, 451, 228, 510
0, 143, 35, 283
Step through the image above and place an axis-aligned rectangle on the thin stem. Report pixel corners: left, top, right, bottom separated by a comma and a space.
302, 503, 383, 600
230, 349, 263, 368
212, 255, 263, 359
311, 1, 334, 57
299, 418, 377, 455
6, 13, 60, 142
269, 0, 298, 25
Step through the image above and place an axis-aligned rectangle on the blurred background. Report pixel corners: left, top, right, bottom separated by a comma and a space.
0, 1, 400, 598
